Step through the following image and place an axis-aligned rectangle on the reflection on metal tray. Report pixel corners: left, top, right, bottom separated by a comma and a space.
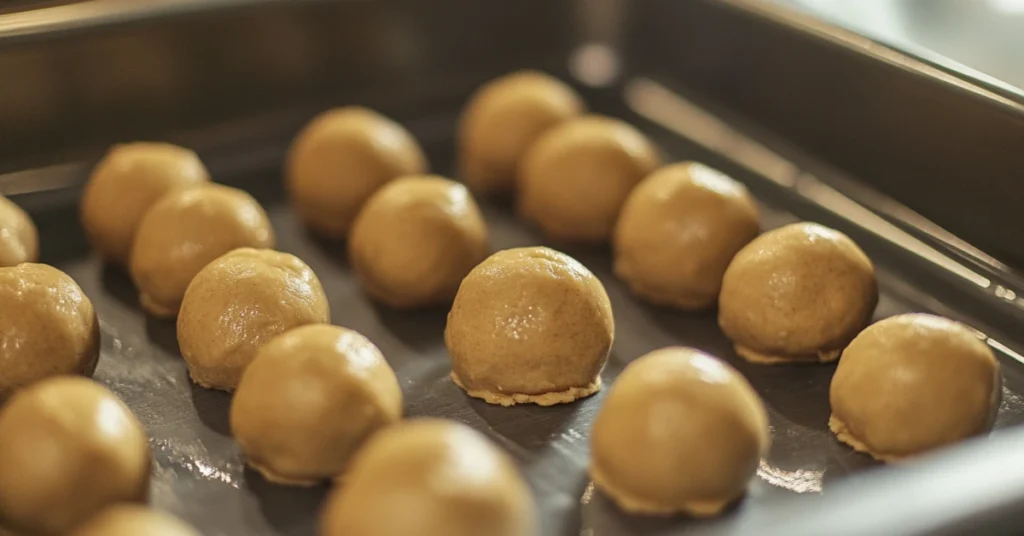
4, 1, 1024, 536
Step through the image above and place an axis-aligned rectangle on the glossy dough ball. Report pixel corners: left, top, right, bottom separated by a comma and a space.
457, 71, 584, 196
70, 505, 199, 536
0, 195, 38, 267
445, 247, 613, 406
177, 248, 330, 391
321, 419, 538, 536
830, 314, 1000, 462
590, 348, 769, 516
0, 377, 150, 535
718, 222, 877, 364
0, 263, 99, 400
129, 184, 274, 318
614, 162, 759, 309
81, 142, 210, 265
518, 116, 659, 242
286, 107, 428, 237
230, 324, 402, 485
349, 175, 488, 308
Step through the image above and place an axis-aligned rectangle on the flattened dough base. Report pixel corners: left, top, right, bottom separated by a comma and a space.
140, 292, 179, 319
589, 464, 734, 517
450, 372, 601, 406
735, 344, 841, 365
829, 414, 903, 463
247, 460, 322, 488
186, 364, 240, 393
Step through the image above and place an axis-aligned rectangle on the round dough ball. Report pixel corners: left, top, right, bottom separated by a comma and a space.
457, 71, 584, 196
0, 263, 99, 401
718, 222, 877, 364
349, 175, 488, 309
230, 324, 402, 485
321, 419, 537, 536
81, 142, 210, 265
590, 347, 769, 516
0, 377, 150, 535
286, 107, 428, 238
830, 313, 1000, 462
0, 195, 38, 267
129, 184, 274, 318
614, 162, 759, 309
445, 247, 613, 406
71, 505, 198, 536
177, 248, 330, 391
517, 116, 659, 243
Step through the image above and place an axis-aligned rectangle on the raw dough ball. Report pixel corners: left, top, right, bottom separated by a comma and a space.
518, 116, 659, 243
129, 184, 274, 318
0, 377, 150, 535
321, 419, 538, 536
718, 222, 877, 364
590, 347, 769, 516
349, 175, 488, 309
71, 505, 199, 536
286, 107, 428, 238
0, 263, 99, 400
445, 247, 613, 406
81, 142, 210, 265
830, 313, 1000, 462
0, 195, 38, 267
177, 248, 330, 391
614, 162, 759, 309
231, 324, 402, 485
457, 71, 584, 196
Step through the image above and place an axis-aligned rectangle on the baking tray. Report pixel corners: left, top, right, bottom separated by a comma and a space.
4, 1, 1024, 536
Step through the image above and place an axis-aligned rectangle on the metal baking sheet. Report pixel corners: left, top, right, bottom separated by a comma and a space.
9, 79, 1024, 536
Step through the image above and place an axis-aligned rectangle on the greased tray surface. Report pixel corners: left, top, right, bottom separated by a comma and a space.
19, 88, 1024, 536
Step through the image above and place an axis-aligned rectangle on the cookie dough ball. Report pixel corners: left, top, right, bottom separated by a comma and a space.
0, 377, 150, 535
129, 184, 274, 318
718, 222, 877, 364
614, 162, 759, 309
518, 116, 659, 243
321, 419, 538, 536
286, 107, 428, 237
445, 247, 613, 406
0, 263, 99, 400
590, 348, 769, 516
830, 314, 1000, 462
177, 248, 330, 391
231, 324, 402, 485
349, 176, 488, 309
71, 505, 199, 536
81, 142, 210, 265
0, 195, 38, 267
457, 71, 585, 196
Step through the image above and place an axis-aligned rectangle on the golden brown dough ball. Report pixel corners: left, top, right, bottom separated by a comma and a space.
590, 348, 769, 516
830, 313, 1000, 462
230, 324, 402, 485
0, 263, 99, 401
718, 222, 877, 364
0, 377, 150, 535
614, 162, 759, 309
0, 195, 38, 267
517, 116, 659, 243
70, 505, 199, 536
286, 107, 428, 238
445, 247, 613, 406
321, 419, 538, 536
348, 175, 488, 309
81, 142, 210, 265
177, 248, 330, 392
129, 184, 274, 318
457, 71, 584, 196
